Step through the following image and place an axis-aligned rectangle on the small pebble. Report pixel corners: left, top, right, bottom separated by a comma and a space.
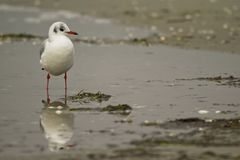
57, 105, 63, 110
205, 119, 213, 122
169, 26, 175, 31
177, 28, 184, 33
55, 110, 62, 115
185, 14, 192, 20
215, 110, 221, 114
160, 36, 166, 42
143, 120, 149, 124
198, 110, 209, 114
222, 23, 229, 30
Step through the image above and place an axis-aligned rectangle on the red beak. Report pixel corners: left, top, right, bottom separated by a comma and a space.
66, 31, 78, 35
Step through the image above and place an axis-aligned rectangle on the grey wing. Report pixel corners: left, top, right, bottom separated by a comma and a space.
40, 40, 47, 70
40, 40, 47, 58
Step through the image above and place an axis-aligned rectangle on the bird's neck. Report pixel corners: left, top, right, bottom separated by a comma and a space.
49, 34, 68, 42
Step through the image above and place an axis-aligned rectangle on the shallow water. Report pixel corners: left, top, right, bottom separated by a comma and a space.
0, 4, 240, 158
0, 5, 151, 38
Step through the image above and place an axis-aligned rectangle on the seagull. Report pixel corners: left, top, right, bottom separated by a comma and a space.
40, 22, 78, 99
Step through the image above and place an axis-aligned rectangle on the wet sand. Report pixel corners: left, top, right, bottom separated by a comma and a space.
1, 0, 240, 53
0, 2, 240, 160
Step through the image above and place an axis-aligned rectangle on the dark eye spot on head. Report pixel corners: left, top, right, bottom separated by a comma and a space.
53, 27, 57, 33
59, 25, 65, 32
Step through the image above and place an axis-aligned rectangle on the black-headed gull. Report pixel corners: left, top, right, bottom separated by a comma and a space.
40, 22, 78, 95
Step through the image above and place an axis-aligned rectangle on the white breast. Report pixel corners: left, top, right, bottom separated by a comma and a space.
40, 35, 74, 76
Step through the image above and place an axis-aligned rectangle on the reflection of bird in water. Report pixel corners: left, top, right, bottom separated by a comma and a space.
40, 100, 74, 152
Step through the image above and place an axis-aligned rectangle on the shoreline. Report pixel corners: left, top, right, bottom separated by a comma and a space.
0, 0, 240, 54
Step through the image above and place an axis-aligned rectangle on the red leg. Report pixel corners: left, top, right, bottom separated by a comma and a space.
64, 72, 67, 104
47, 73, 50, 103
47, 73, 51, 89
64, 72, 67, 90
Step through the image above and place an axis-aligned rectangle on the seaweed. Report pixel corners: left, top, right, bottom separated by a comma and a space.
102, 104, 132, 115
176, 75, 240, 87
68, 90, 111, 104
0, 33, 43, 41
69, 103, 132, 115
141, 117, 240, 129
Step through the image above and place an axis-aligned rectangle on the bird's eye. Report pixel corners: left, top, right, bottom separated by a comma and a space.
59, 26, 65, 32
